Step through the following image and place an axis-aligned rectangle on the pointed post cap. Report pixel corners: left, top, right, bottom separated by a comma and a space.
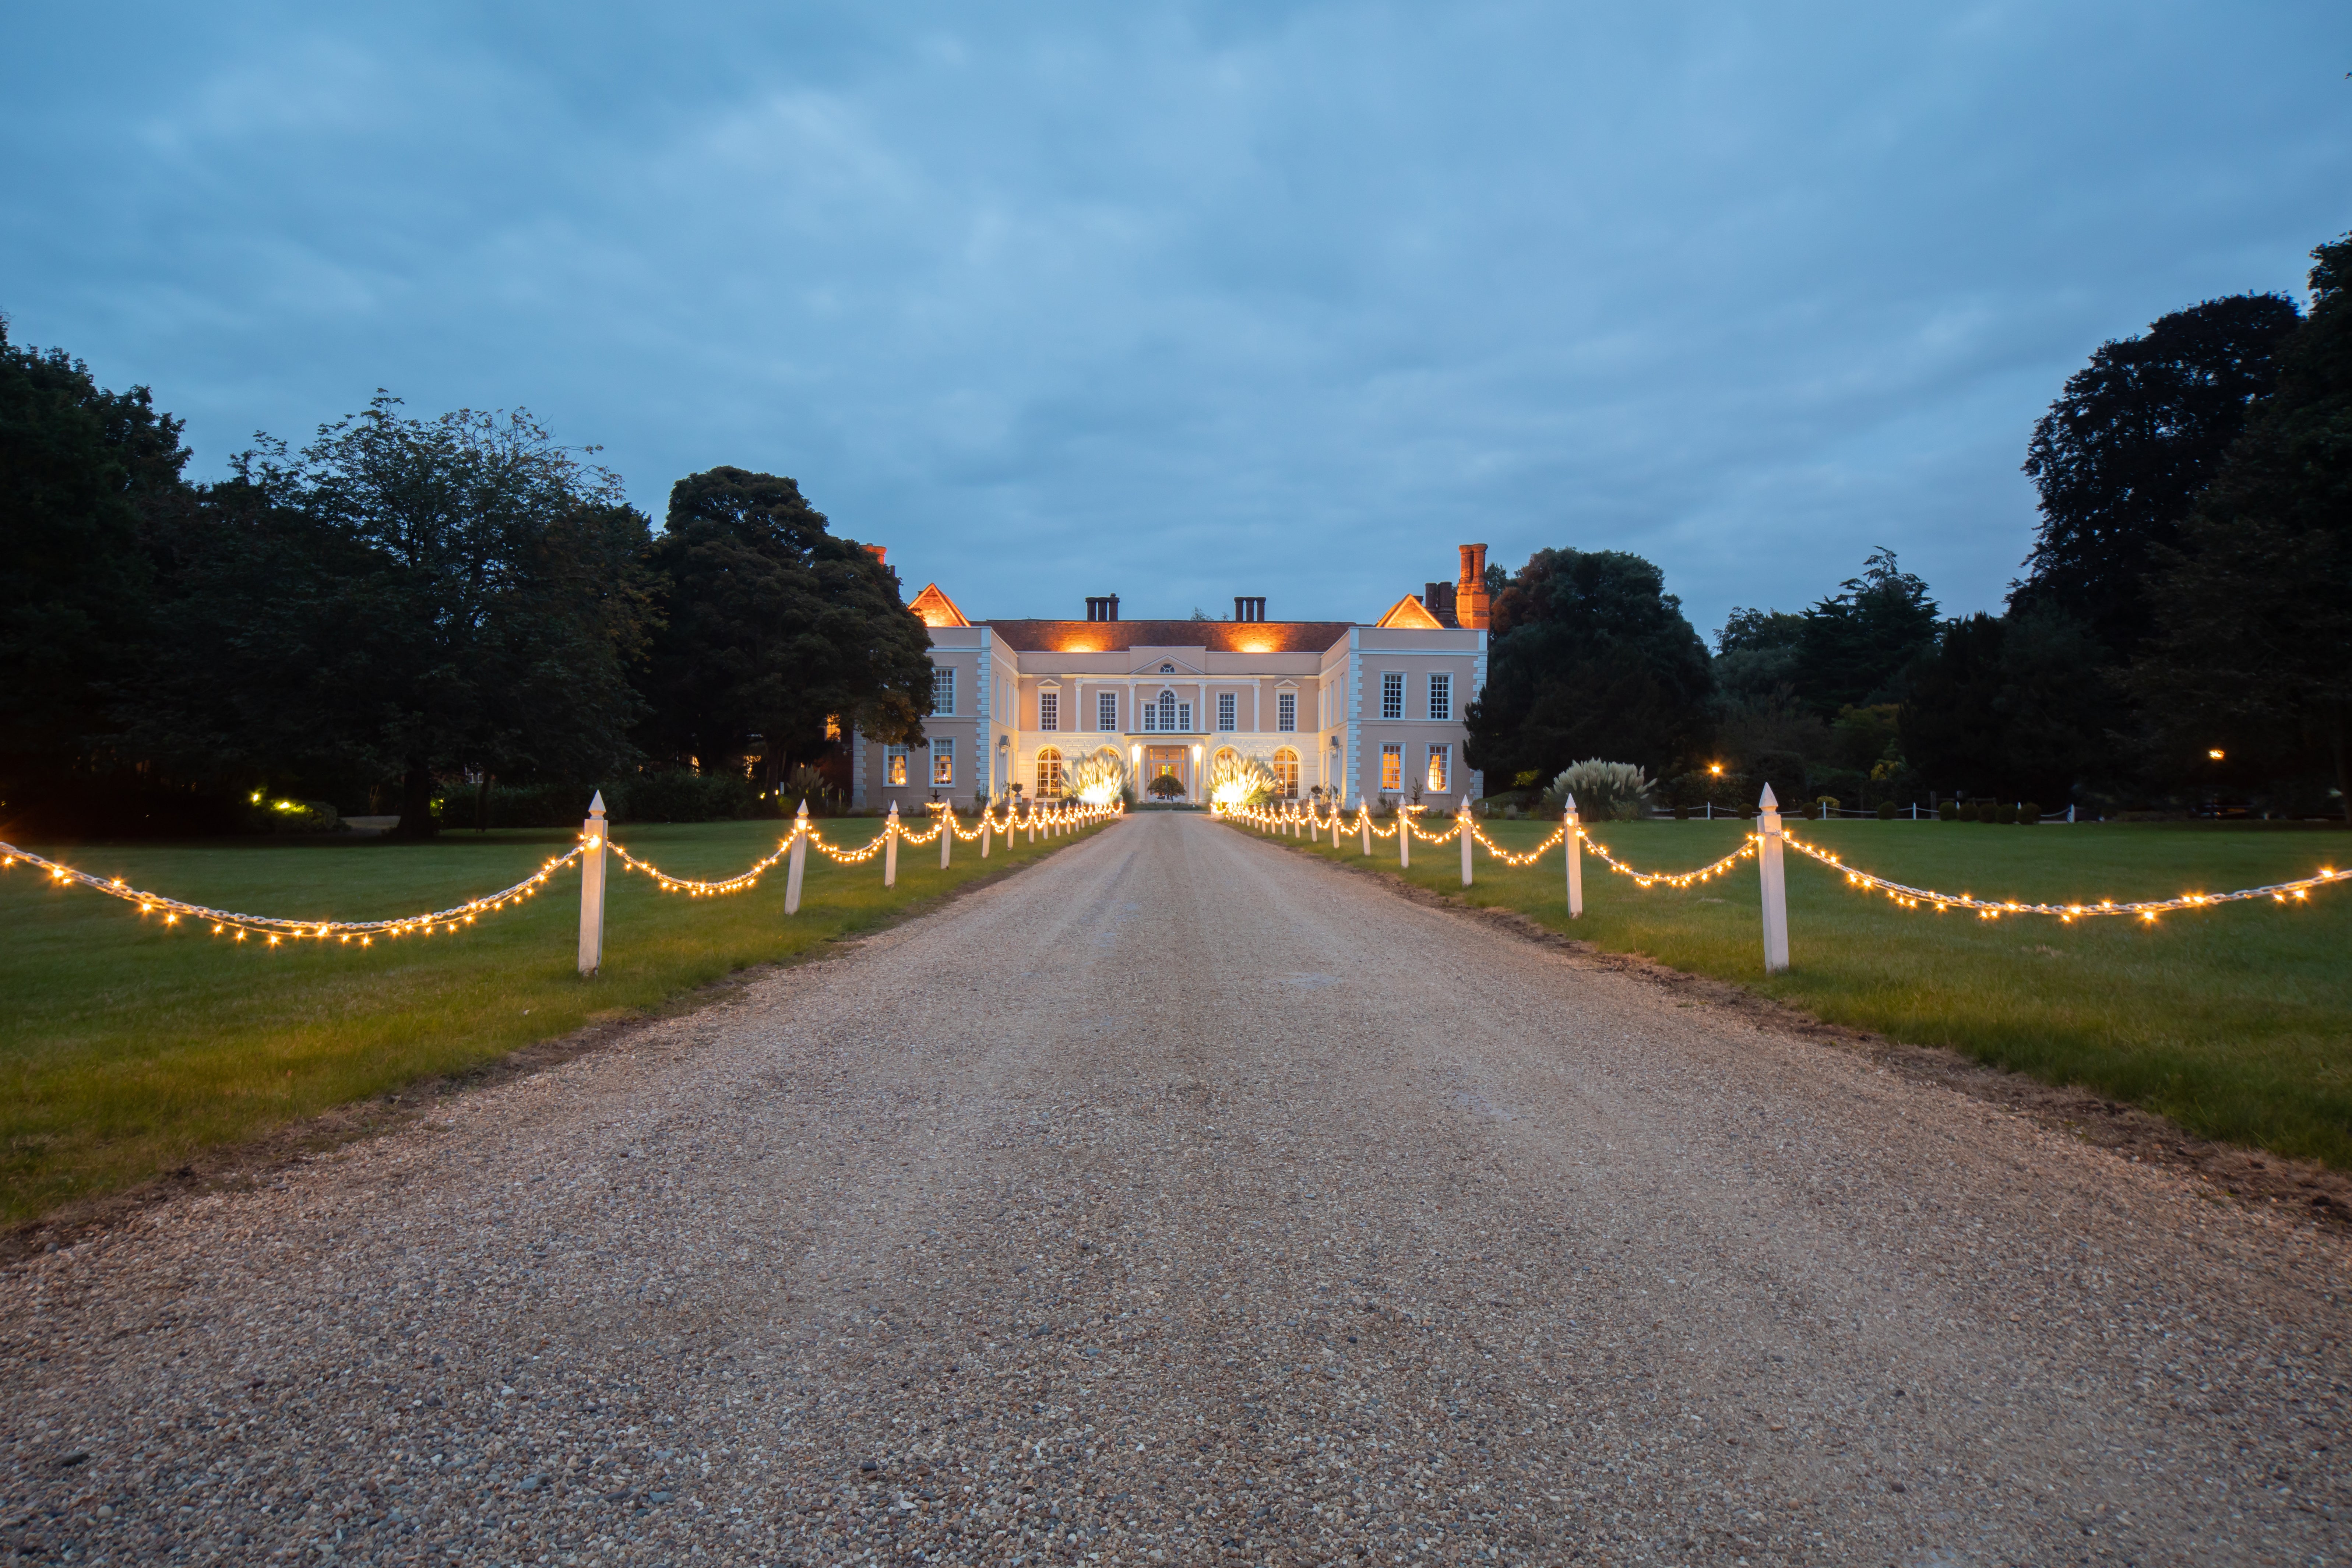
1564, 791, 1577, 813
588, 790, 606, 818
1759, 783, 1778, 810
887, 800, 899, 817
1459, 794, 1471, 811
795, 798, 810, 819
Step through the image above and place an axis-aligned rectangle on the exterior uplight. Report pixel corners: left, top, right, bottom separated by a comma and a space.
2208, 748, 2225, 761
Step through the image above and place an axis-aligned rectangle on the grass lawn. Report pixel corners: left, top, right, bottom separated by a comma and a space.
1245, 813, 2352, 1168
0, 812, 1115, 1225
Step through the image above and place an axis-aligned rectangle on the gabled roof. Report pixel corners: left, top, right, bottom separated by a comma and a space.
908, 584, 971, 628
982, 620, 1354, 653
1374, 593, 1446, 630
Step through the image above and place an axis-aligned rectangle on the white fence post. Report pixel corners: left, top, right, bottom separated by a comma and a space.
1398, 807, 1411, 868
981, 806, 992, 858
884, 802, 900, 888
1758, 785, 1790, 973
940, 806, 953, 868
1459, 794, 1473, 887
784, 799, 809, 915
1564, 797, 1583, 918
1027, 802, 1036, 844
578, 790, 609, 976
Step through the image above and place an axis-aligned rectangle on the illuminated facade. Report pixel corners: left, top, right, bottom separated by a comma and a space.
852, 546, 1492, 811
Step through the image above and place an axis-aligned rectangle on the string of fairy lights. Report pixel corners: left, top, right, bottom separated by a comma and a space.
0, 799, 1124, 949
1212, 800, 2349, 923
0, 841, 579, 946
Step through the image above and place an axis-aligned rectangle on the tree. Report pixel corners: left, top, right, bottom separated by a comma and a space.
637, 467, 931, 793
0, 318, 190, 797
2015, 293, 2302, 658
1899, 608, 2114, 805
1464, 548, 1712, 786
1791, 548, 1939, 715
185, 397, 655, 836
2135, 235, 2352, 821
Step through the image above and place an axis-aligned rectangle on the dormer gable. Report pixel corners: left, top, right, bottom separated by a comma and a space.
908, 583, 971, 628
1374, 593, 1446, 630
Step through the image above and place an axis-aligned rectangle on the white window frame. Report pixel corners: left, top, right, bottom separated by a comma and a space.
885, 745, 909, 787
1276, 690, 1297, 733
1427, 672, 1451, 722
1216, 692, 1236, 732
1272, 747, 1300, 799
1038, 687, 1059, 732
932, 737, 954, 786
1036, 746, 1064, 798
1380, 672, 1405, 721
1426, 744, 1448, 794
1379, 743, 1402, 791
1097, 690, 1118, 731
932, 666, 955, 717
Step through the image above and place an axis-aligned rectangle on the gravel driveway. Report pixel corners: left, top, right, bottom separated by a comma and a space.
4, 811, 2346, 1566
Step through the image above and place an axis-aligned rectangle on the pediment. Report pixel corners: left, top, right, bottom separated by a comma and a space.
1128, 649, 1205, 676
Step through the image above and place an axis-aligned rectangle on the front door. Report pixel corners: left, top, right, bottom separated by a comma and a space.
1146, 746, 1187, 802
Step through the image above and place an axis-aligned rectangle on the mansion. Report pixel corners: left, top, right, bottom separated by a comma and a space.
851, 545, 1492, 810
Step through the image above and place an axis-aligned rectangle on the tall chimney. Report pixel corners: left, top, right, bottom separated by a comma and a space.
1455, 543, 1490, 630
864, 544, 887, 566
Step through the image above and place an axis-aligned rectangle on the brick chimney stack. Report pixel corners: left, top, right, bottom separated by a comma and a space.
864, 544, 887, 566
1455, 543, 1490, 630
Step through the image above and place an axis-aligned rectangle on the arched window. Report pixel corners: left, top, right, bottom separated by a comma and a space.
1036, 746, 1064, 798
1155, 689, 1178, 730
1272, 747, 1300, 799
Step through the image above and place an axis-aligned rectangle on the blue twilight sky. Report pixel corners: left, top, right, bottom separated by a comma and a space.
5, 3, 2346, 640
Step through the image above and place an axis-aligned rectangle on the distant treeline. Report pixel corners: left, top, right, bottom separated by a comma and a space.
0, 368, 933, 837
1465, 229, 2352, 821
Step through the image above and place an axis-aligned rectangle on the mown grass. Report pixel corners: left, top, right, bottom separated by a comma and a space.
1250, 814, 2352, 1167
0, 814, 1114, 1224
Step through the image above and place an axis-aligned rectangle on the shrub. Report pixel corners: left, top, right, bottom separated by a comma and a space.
2020, 802, 2042, 826
1876, 800, 1897, 820
1816, 796, 1842, 817
1995, 802, 2018, 825
1539, 760, 1655, 822
1146, 773, 1186, 800
622, 770, 770, 823
1673, 803, 1689, 820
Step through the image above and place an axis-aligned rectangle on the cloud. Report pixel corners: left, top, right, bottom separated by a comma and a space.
5, 0, 2345, 637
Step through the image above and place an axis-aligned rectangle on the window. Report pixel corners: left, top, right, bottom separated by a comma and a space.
1159, 663, 1175, 673
1426, 744, 1449, 793
1381, 672, 1404, 720
1217, 693, 1236, 732
933, 737, 954, 786
1155, 690, 1179, 731
1277, 690, 1296, 732
932, 667, 955, 716
1039, 688, 1059, 731
1036, 746, 1064, 797
1097, 690, 1118, 731
1428, 672, 1451, 721
1380, 744, 1402, 790
1273, 747, 1300, 799
885, 746, 909, 787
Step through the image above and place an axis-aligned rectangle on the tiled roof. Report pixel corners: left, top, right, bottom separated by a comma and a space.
981, 620, 1356, 653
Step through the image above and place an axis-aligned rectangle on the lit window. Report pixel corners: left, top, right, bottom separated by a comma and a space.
1277, 691, 1296, 732
1217, 693, 1236, 732
1036, 746, 1064, 797
1381, 672, 1404, 720
1428, 672, 1451, 721
885, 746, 909, 787
1098, 691, 1117, 730
1380, 743, 1402, 790
1426, 744, 1449, 793
933, 737, 954, 786
1039, 688, 1059, 731
1273, 747, 1300, 799
932, 667, 955, 716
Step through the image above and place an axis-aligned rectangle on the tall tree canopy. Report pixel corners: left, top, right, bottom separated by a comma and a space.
149, 397, 655, 835
2015, 293, 2302, 658
1464, 547, 1712, 786
1790, 548, 1939, 715
0, 318, 190, 791
637, 467, 931, 792
2135, 236, 2352, 820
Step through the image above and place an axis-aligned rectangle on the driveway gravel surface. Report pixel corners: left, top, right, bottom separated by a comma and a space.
3, 811, 2347, 1567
